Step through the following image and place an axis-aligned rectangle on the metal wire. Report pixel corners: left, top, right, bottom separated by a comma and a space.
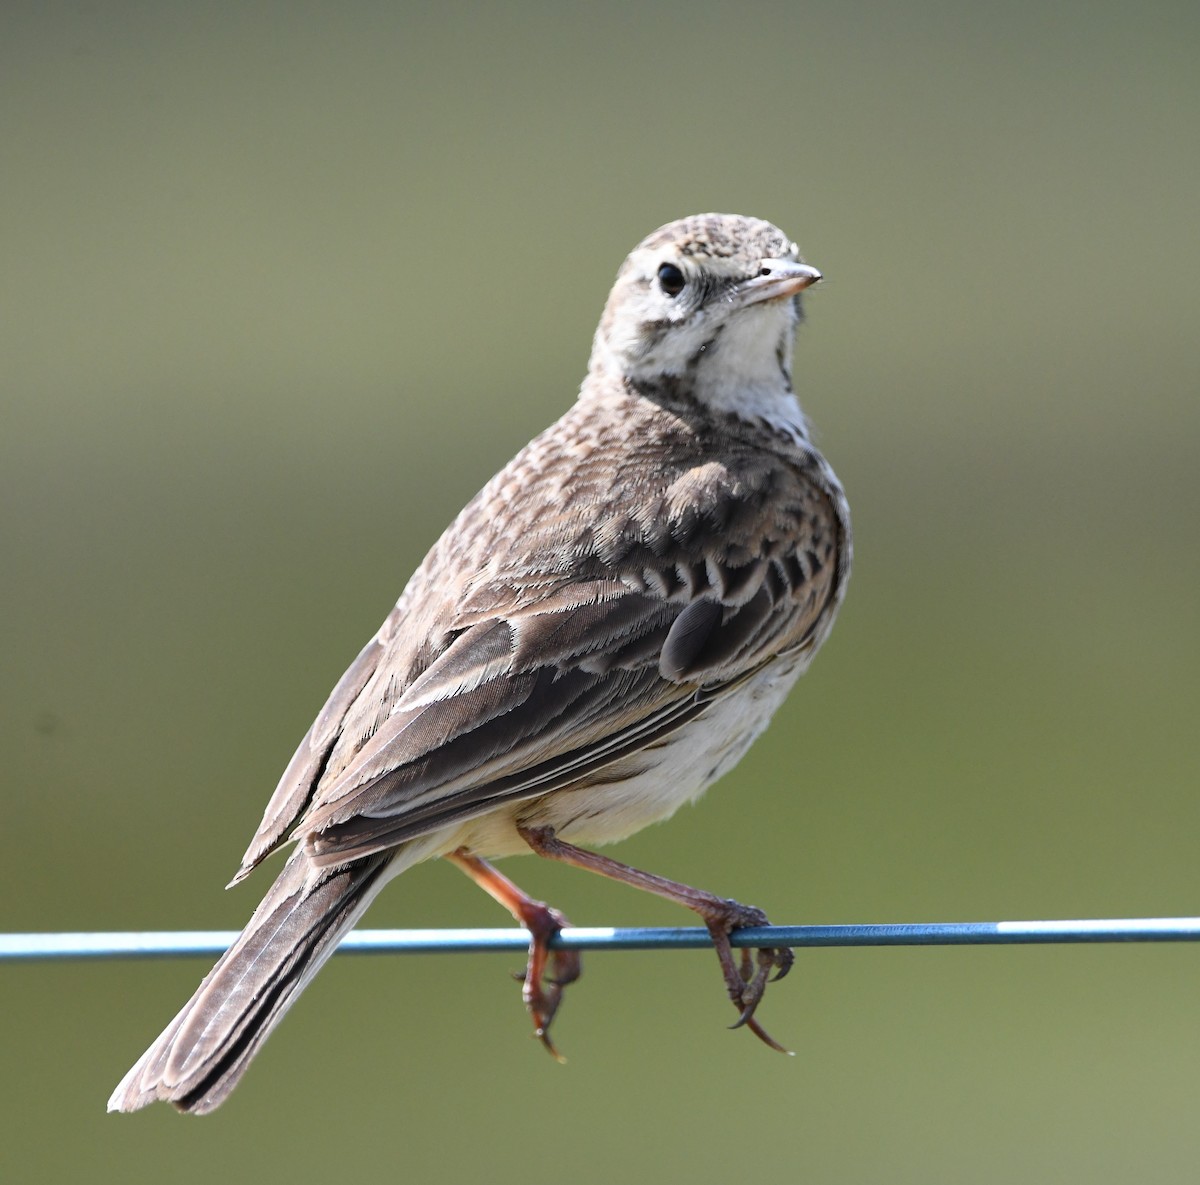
3, 917, 1199, 962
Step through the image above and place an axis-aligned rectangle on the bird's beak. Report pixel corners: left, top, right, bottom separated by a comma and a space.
737, 259, 823, 307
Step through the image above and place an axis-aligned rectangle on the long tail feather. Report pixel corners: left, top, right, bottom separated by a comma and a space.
107, 848, 391, 1115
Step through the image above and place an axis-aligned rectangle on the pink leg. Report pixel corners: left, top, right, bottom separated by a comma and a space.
445, 848, 582, 1059
519, 825, 793, 1053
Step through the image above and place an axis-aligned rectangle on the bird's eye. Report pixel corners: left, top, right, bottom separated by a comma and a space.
657, 263, 686, 297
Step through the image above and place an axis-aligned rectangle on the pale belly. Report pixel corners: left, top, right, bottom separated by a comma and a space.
440, 654, 806, 861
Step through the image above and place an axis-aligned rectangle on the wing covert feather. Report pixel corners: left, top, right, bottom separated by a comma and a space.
237, 388, 849, 875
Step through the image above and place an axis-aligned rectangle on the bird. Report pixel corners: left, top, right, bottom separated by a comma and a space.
108, 212, 851, 1115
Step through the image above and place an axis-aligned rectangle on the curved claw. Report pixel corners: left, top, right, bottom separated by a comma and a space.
743, 1014, 794, 1055
729, 1003, 754, 1031
521, 926, 581, 1060
531, 1015, 569, 1063
768, 946, 795, 982
727, 995, 792, 1053
702, 903, 796, 1053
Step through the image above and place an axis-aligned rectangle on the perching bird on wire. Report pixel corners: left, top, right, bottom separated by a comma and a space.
109, 213, 851, 1115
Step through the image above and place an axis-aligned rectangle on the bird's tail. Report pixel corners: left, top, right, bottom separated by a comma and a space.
107, 847, 391, 1115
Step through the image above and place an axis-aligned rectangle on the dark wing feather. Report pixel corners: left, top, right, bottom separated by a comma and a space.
296, 588, 688, 839
298, 560, 832, 865
304, 669, 712, 862
233, 626, 392, 880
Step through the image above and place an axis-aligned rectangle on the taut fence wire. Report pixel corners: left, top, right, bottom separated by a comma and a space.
3, 917, 1199, 962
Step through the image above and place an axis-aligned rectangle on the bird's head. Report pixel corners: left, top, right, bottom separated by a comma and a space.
588, 214, 821, 417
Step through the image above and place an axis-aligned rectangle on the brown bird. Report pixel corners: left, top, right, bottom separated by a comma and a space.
108, 213, 851, 1115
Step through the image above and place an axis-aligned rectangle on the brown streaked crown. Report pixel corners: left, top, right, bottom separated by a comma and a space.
636, 213, 798, 268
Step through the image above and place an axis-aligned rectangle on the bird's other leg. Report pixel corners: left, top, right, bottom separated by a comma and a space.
518, 825, 793, 1054
445, 848, 581, 1060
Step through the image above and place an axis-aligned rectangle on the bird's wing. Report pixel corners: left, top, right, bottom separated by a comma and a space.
233, 611, 398, 880
234, 400, 847, 878
295, 524, 835, 864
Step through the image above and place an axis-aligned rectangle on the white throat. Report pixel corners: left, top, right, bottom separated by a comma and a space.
593, 294, 810, 442
693, 309, 800, 420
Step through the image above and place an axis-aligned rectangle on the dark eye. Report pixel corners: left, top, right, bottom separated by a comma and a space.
657, 262, 686, 297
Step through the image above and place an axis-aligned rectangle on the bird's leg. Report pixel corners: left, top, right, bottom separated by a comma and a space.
518, 825, 793, 1054
445, 848, 581, 1060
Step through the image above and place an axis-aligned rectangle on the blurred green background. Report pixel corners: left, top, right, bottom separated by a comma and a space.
3, 1, 1198, 1180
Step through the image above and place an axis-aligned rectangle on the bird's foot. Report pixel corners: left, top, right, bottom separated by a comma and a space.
699, 900, 794, 1054
517, 827, 794, 1053
515, 900, 581, 1060
445, 848, 580, 1059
